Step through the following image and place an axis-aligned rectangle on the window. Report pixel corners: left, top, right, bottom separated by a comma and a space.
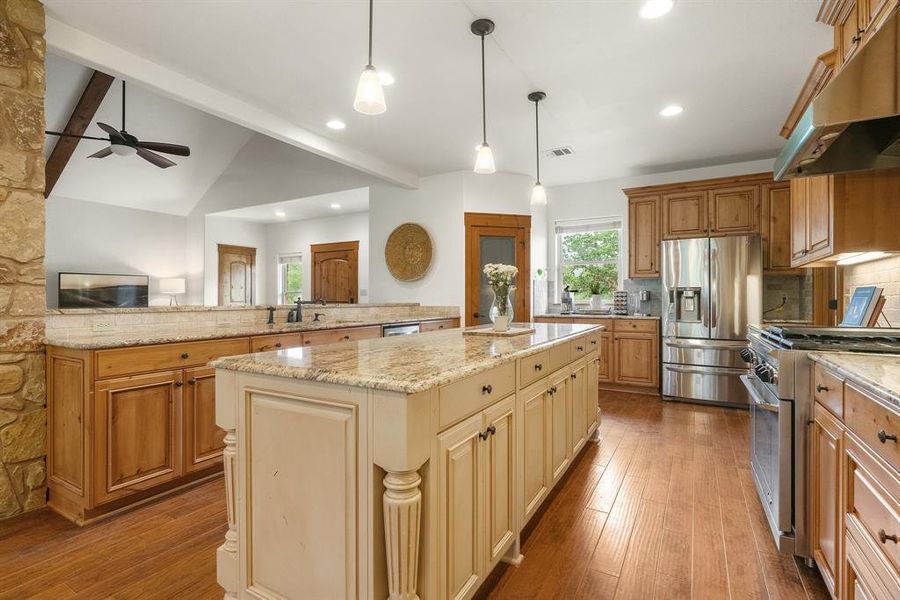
555, 218, 623, 303
278, 254, 303, 305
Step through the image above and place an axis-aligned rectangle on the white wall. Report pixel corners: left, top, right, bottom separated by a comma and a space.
203, 216, 268, 305
264, 212, 370, 305
45, 198, 188, 308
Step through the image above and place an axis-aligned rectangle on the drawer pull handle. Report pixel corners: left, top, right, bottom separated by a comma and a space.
816, 384, 829, 393
479, 426, 496, 441
275, 342, 282, 348
877, 430, 897, 444
571, 373, 578, 380
548, 385, 558, 395
577, 346, 584, 351
343, 335, 351, 340
180, 352, 190, 359
878, 529, 898, 544
188, 378, 197, 385
591, 340, 597, 346
534, 363, 543, 371
482, 384, 493, 394
175, 380, 183, 387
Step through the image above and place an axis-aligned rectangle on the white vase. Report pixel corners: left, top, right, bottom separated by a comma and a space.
590, 295, 603, 309
493, 314, 511, 332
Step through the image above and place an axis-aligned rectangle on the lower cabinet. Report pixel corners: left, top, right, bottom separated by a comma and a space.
520, 382, 550, 524
811, 402, 844, 596
549, 370, 570, 484
613, 332, 659, 387
183, 366, 225, 474
569, 361, 588, 456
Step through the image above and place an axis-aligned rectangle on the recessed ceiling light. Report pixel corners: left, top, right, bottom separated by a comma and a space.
640, 0, 674, 19
275, 210, 286, 218
326, 119, 346, 130
378, 71, 395, 86
330, 203, 341, 209
659, 104, 684, 117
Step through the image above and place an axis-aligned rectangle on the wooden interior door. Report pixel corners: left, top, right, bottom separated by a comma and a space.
311, 241, 359, 303
183, 366, 224, 474
465, 213, 531, 327
218, 244, 256, 306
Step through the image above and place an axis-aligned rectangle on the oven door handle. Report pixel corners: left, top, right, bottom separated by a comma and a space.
664, 340, 748, 351
740, 374, 779, 413
664, 364, 747, 376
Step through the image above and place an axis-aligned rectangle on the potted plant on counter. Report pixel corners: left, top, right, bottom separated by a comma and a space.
484, 263, 518, 332
589, 280, 603, 309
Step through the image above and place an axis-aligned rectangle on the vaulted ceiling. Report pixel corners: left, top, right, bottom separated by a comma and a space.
43, 0, 832, 191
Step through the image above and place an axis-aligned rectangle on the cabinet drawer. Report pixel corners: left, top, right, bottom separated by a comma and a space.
419, 318, 458, 333
548, 342, 571, 372
438, 363, 515, 430
95, 337, 251, 379
844, 433, 900, 575
844, 524, 897, 600
584, 332, 602, 354
250, 333, 303, 353
302, 325, 382, 346
845, 382, 899, 470
520, 350, 550, 388
814, 364, 845, 419
570, 337, 589, 360
614, 319, 658, 333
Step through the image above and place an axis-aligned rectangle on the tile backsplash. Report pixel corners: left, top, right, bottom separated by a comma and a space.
841, 255, 900, 327
763, 272, 813, 323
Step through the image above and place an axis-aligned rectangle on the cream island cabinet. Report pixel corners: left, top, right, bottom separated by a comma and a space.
211, 323, 602, 600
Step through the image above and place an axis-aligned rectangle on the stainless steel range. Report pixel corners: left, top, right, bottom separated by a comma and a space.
742, 324, 900, 558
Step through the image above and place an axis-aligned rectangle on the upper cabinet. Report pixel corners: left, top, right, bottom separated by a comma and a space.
661, 190, 707, 239
818, 0, 899, 72
835, 0, 862, 65
761, 183, 798, 273
707, 185, 759, 236
628, 195, 660, 278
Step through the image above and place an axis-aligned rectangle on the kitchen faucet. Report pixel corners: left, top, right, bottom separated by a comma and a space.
287, 297, 326, 323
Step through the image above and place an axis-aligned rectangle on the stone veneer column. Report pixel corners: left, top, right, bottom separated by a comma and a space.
0, 0, 46, 519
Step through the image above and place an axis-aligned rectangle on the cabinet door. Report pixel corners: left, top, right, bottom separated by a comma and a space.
597, 332, 613, 383
810, 404, 843, 596
762, 183, 795, 271
549, 374, 570, 483
836, 0, 862, 66
94, 371, 183, 505
569, 362, 588, 456
586, 356, 600, 434
662, 190, 707, 239
708, 185, 759, 236
614, 333, 658, 387
183, 366, 225, 474
628, 195, 660, 278
437, 413, 483, 600
807, 175, 833, 258
790, 178, 810, 264
483, 396, 515, 568
521, 385, 549, 523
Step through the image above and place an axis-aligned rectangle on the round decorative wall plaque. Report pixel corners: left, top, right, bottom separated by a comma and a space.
385, 223, 433, 281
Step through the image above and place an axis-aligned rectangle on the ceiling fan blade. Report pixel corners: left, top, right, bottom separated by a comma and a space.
87, 147, 113, 159
45, 130, 110, 142
96, 122, 125, 142
135, 141, 191, 157
136, 147, 176, 168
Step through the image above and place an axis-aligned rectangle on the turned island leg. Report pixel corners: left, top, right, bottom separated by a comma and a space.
218, 430, 239, 599
383, 470, 422, 600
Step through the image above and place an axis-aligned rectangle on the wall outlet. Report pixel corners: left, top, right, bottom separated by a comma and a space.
92, 318, 115, 332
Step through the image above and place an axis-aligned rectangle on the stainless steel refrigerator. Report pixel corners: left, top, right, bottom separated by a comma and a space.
661, 235, 762, 407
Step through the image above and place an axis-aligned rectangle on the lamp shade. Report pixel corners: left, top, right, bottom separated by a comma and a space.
474, 143, 496, 174
530, 183, 547, 206
158, 278, 185, 295
354, 66, 386, 115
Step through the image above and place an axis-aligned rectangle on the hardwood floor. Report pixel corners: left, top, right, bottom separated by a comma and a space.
0, 392, 828, 599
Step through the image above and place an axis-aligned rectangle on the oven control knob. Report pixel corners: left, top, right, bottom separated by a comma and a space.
740, 348, 755, 364
754, 363, 773, 384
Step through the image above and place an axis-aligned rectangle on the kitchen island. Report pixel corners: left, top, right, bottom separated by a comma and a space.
212, 322, 603, 599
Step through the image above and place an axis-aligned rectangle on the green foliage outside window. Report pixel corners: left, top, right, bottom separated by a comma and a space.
559, 230, 620, 301
280, 263, 303, 304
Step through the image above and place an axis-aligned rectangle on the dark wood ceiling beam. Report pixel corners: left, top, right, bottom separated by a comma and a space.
44, 70, 115, 198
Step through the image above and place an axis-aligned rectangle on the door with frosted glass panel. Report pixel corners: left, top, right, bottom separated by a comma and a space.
465, 214, 531, 327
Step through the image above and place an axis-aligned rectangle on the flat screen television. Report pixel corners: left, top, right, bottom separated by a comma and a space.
58, 273, 149, 309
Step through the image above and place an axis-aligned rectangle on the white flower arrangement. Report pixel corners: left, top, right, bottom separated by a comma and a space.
483, 263, 518, 317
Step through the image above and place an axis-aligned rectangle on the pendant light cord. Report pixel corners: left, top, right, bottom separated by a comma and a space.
367, 0, 374, 67
534, 100, 540, 183
122, 80, 126, 131
481, 34, 487, 145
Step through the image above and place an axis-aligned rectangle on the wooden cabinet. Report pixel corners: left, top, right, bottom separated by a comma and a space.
708, 185, 759, 236
836, 0, 863, 65
483, 396, 516, 568
93, 371, 183, 506
628, 195, 660, 278
548, 370, 570, 484
597, 331, 613, 383
662, 190, 707, 239
569, 361, 588, 456
761, 183, 798, 272
520, 382, 550, 523
250, 333, 302, 353
613, 332, 659, 388
811, 403, 845, 596
420, 318, 461, 333
183, 366, 224, 474
586, 356, 600, 434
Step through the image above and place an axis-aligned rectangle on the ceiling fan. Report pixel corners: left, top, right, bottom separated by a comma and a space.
46, 80, 191, 169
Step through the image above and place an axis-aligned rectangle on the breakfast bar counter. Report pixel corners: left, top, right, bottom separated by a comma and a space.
212, 322, 603, 599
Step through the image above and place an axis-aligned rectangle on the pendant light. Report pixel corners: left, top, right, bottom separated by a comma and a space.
471, 19, 496, 174
354, 0, 386, 115
529, 91, 547, 205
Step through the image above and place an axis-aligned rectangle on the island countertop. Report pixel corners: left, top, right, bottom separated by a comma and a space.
211, 322, 603, 394
808, 352, 900, 411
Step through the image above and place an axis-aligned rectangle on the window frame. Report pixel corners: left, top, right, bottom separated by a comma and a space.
277, 253, 303, 305
554, 217, 624, 304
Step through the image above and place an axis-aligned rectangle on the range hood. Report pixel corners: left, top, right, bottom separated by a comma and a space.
774, 9, 900, 180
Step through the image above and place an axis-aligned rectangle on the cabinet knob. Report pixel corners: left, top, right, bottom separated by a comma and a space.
877, 430, 897, 444
878, 529, 898, 544
275, 342, 282, 348
175, 380, 184, 387
482, 384, 493, 394
571, 373, 578, 380
577, 346, 584, 351
188, 378, 197, 385
343, 335, 350, 340
180, 352, 190, 359
815, 384, 829, 393
548, 385, 558, 395
478, 425, 496, 441
534, 363, 543, 371
591, 340, 597, 346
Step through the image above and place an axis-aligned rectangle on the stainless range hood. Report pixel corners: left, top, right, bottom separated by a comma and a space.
774, 9, 900, 180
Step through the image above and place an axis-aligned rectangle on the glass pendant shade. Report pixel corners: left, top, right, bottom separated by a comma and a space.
530, 182, 547, 206
474, 143, 496, 174
354, 66, 386, 115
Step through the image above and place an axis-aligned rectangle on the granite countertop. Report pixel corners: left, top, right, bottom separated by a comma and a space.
808, 352, 900, 410
45, 315, 457, 350
535, 313, 660, 320
211, 322, 603, 394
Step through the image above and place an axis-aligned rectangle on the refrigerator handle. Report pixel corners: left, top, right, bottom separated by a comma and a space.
709, 244, 718, 330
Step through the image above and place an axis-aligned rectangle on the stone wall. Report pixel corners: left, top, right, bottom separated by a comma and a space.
0, 0, 46, 519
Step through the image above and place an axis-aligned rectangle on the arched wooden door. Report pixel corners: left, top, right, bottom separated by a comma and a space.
217, 244, 256, 306
311, 241, 359, 303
